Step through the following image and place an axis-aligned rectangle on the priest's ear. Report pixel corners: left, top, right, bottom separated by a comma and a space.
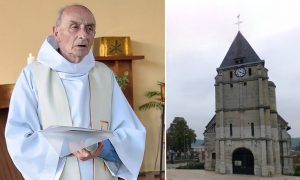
53, 26, 60, 42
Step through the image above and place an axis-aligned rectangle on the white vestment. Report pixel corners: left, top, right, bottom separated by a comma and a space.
5, 35, 146, 180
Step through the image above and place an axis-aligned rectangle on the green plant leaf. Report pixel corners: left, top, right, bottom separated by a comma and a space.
138, 81, 165, 112
145, 91, 161, 98
138, 101, 163, 111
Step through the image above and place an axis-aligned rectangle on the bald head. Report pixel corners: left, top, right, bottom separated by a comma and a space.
56, 5, 95, 26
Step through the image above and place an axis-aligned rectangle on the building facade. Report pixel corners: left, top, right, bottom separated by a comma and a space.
191, 141, 205, 163
204, 31, 294, 176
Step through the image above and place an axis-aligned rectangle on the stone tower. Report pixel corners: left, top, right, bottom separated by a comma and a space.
204, 31, 294, 176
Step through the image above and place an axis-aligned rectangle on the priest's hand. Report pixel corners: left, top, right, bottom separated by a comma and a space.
73, 143, 104, 161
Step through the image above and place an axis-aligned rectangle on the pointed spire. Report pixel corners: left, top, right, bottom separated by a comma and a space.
219, 31, 262, 68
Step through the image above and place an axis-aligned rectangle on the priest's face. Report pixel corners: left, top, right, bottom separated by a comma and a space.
53, 6, 96, 63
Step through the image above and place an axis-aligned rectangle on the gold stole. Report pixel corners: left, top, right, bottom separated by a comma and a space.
31, 62, 115, 180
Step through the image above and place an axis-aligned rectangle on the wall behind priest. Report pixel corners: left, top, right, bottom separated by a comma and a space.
0, 0, 164, 172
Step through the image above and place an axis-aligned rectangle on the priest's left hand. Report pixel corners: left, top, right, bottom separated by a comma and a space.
73, 143, 104, 161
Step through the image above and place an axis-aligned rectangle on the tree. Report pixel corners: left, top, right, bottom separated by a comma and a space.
167, 117, 197, 154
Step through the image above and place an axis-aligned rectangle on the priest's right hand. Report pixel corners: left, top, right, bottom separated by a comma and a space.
73, 143, 104, 161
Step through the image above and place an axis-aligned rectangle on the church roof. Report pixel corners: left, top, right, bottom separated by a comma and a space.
278, 114, 291, 131
205, 115, 216, 129
219, 31, 263, 68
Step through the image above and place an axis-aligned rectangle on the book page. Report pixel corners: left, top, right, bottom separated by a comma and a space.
39, 126, 113, 157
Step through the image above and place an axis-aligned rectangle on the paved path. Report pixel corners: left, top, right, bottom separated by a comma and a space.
167, 169, 300, 180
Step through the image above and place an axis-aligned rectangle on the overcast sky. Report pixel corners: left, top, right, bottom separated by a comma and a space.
166, 0, 300, 139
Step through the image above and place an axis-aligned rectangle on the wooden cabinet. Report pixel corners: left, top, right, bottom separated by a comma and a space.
95, 55, 144, 107
0, 84, 23, 180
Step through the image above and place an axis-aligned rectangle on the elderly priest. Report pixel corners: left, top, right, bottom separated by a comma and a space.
5, 4, 146, 180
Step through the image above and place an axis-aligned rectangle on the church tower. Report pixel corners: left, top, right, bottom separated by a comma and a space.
204, 31, 294, 176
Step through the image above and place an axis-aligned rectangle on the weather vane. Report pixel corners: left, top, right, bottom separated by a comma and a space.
235, 14, 243, 31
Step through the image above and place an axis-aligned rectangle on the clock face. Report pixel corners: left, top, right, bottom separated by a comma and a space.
235, 67, 246, 77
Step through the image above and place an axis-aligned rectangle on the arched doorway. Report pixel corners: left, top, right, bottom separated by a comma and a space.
232, 148, 254, 175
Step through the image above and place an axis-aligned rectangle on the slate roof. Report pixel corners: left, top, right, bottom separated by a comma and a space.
204, 114, 216, 134
205, 114, 216, 129
219, 31, 263, 68
278, 114, 291, 131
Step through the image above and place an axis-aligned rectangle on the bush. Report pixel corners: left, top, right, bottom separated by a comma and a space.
176, 162, 204, 169
294, 165, 300, 176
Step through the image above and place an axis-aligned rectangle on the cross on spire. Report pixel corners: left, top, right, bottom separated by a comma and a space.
235, 14, 243, 31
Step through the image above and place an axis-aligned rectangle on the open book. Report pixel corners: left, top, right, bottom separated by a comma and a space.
39, 126, 113, 157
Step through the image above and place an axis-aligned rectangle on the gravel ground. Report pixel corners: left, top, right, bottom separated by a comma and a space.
166, 169, 300, 180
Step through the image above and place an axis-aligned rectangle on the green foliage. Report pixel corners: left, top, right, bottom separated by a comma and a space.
115, 71, 129, 90
138, 82, 164, 111
145, 91, 161, 99
294, 165, 300, 176
176, 162, 204, 169
139, 101, 164, 111
167, 117, 197, 153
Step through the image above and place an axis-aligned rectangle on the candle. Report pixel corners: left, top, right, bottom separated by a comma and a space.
27, 53, 35, 64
